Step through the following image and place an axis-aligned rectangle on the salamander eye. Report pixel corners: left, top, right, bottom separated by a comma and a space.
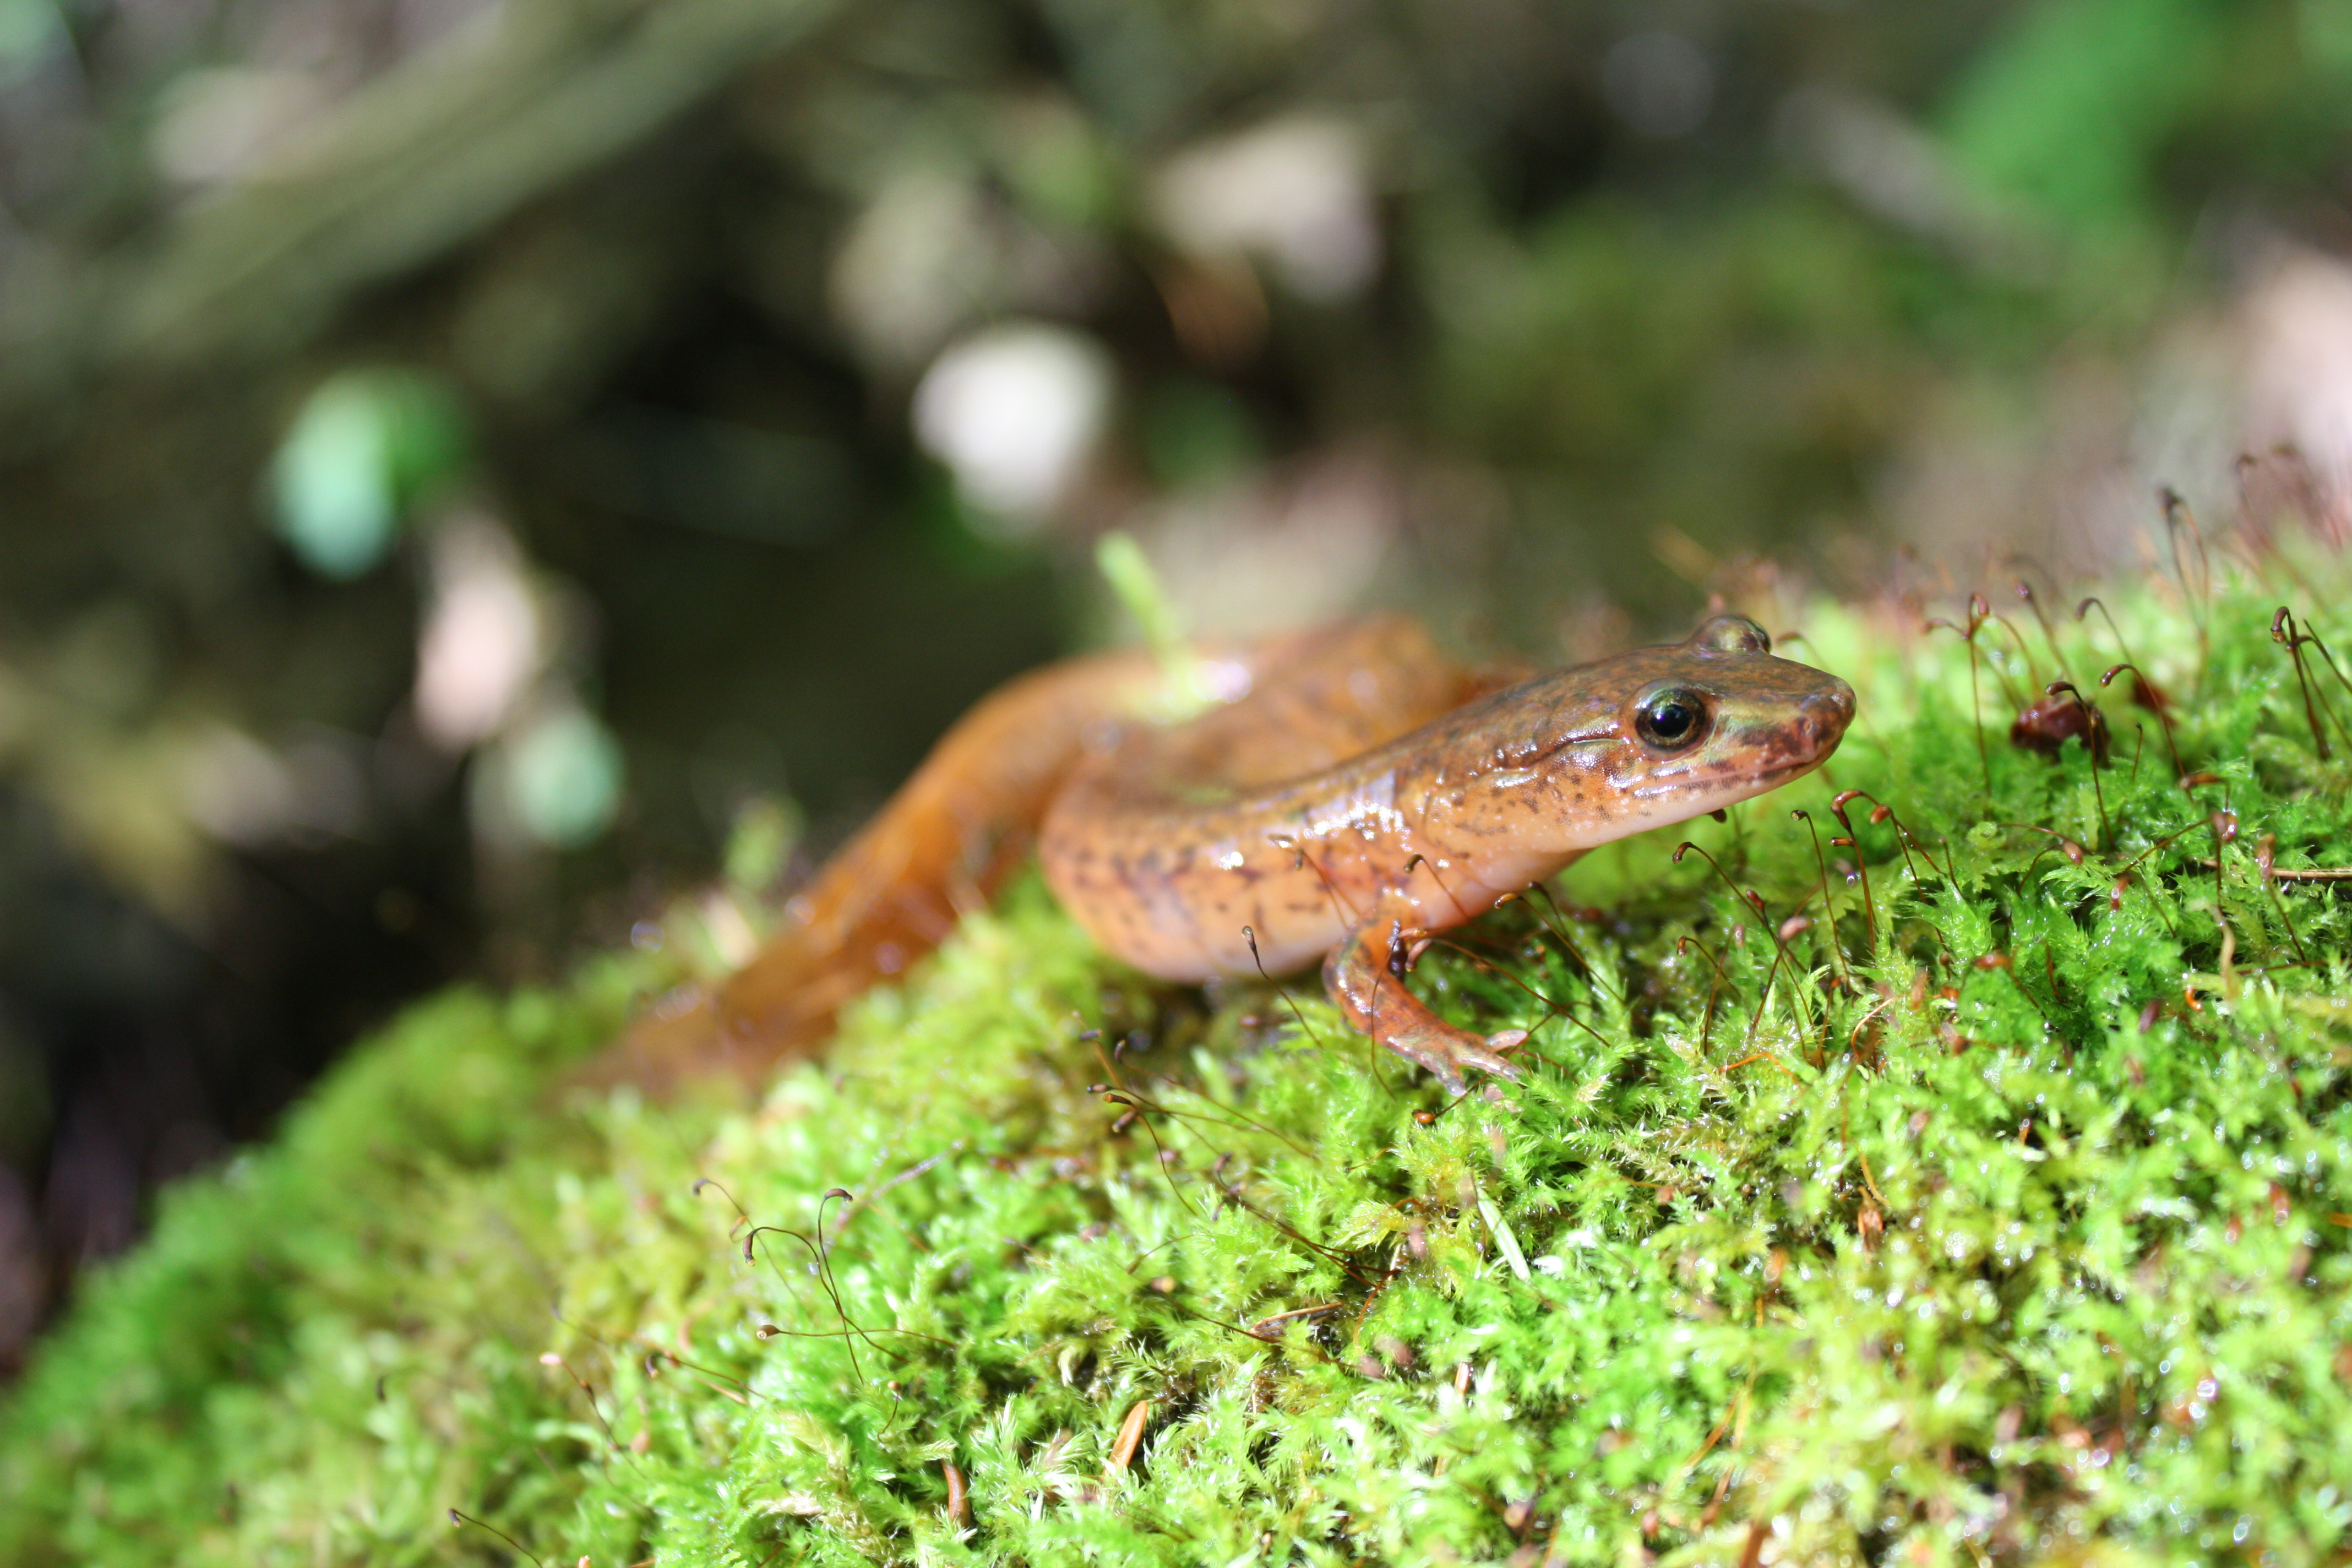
1634, 688, 1709, 751
1690, 615, 1770, 654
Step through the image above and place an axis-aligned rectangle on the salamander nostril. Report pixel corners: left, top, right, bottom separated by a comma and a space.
1801, 688, 1855, 728
1792, 687, 1855, 750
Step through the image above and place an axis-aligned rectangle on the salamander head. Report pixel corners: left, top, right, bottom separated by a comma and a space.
1502, 613, 1856, 850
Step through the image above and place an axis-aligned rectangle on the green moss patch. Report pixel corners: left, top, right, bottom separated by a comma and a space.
9, 549, 2352, 1566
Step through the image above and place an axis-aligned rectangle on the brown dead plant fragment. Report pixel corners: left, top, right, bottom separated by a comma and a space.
1106, 1399, 1152, 1475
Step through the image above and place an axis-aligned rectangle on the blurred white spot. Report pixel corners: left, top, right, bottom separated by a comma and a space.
180, 727, 365, 845
1603, 32, 1713, 139
179, 729, 296, 846
502, 704, 624, 848
696, 889, 759, 967
1191, 658, 1255, 703
830, 172, 997, 368
1152, 118, 1380, 302
415, 516, 544, 751
1776, 85, 2039, 277
152, 68, 326, 186
913, 323, 1114, 527
1123, 450, 1396, 636
2244, 248, 2352, 506
1777, 86, 1958, 240
390, 0, 504, 56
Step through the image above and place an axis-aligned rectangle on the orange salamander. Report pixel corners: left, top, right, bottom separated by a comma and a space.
608, 612, 1854, 1095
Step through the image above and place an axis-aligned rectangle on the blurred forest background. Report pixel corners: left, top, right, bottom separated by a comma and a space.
4, 0, 2352, 1365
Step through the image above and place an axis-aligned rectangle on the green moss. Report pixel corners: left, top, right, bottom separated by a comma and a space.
9, 553, 2352, 1566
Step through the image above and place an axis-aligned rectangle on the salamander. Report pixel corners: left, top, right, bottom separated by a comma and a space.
605, 612, 1854, 1094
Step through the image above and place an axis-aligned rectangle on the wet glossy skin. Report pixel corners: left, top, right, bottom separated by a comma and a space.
600, 613, 1854, 1096
1038, 614, 1854, 1091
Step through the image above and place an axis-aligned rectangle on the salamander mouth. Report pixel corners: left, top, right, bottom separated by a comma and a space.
1674, 684, 1854, 809
1745, 750, 1837, 793
1648, 749, 1828, 815
1751, 685, 1855, 774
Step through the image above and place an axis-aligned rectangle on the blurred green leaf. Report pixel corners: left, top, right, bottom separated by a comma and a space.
0, 0, 61, 78
723, 793, 802, 894
1942, 0, 2221, 227
1095, 529, 1183, 657
504, 706, 624, 848
270, 369, 467, 580
2304, 0, 2352, 70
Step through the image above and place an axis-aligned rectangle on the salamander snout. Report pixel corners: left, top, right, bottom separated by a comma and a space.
1719, 673, 1855, 787
1797, 680, 1856, 752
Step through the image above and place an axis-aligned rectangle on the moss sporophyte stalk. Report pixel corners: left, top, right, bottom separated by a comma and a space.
10, 525, 2352, 1566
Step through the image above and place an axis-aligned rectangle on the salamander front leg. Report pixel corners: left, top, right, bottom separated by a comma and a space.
1320, 912, 1527, 1096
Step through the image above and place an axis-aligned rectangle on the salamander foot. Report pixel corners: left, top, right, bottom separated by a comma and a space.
1322, 915, 1533, 1097
1381, 1021, 1527, 1097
